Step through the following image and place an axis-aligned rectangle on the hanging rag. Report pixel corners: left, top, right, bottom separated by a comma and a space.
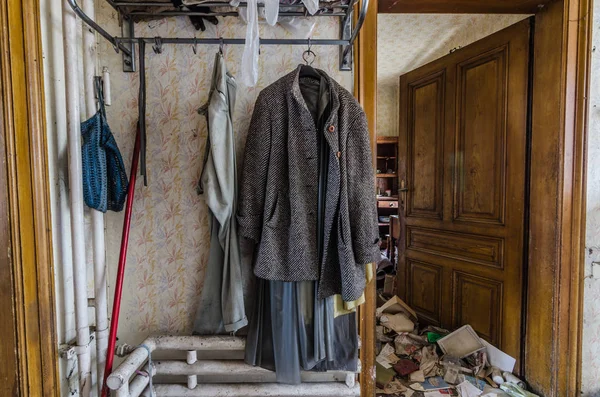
81, 76, 128, 212
239, 0, 260, 86
192, 52, 247, 334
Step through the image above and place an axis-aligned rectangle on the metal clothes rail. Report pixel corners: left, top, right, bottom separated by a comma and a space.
66, 0, 369, 71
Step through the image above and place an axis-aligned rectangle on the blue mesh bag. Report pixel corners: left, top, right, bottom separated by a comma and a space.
81, 77, 128, 213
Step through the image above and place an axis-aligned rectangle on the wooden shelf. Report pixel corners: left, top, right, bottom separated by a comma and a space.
376, 136, 399, 144
376, 136, 398, 239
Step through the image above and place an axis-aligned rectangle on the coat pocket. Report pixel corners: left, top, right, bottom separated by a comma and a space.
266, 191, 290, 228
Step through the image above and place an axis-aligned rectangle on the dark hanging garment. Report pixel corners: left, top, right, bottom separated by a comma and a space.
237, 66, 380, 302
81, 76, 128, 213
244, 69, 358, 384
245, 279, 358, 384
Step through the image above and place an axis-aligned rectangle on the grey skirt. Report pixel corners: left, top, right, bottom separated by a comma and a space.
244, 277, 358, 384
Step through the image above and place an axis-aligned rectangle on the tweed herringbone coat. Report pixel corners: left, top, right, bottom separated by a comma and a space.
237, 66, 380, 301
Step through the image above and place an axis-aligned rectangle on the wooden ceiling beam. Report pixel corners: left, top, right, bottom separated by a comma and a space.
378, 0, 551, 14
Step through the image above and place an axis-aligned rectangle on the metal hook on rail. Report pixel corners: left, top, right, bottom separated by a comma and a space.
113, 37, 121, 54
219, 37, 225, 55
152, 37, 163, 54
302, 38, 316, 66
192, 37, 198, 54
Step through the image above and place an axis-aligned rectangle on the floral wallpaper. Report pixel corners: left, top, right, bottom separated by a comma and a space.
96, 2, 353, 346
376, 14, 528, 137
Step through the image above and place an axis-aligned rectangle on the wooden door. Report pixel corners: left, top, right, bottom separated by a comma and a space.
397, 19, 531, 364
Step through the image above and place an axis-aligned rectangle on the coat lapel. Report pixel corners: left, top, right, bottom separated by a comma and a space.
290, 66, 341, 154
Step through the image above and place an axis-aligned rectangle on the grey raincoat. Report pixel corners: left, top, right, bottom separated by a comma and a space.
193, 52, 247, 334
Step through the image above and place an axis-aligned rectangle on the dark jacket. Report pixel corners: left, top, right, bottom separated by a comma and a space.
238, 66, 380, 301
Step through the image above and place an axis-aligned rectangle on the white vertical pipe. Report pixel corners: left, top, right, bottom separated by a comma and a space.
187, 375, 198, 390
62, 0, 92, 395
81, 0, 109, 393
102, 67, 111, 106
186, 351, 197, 365
187, 350, 198, 389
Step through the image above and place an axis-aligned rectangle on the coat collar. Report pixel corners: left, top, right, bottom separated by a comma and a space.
289, 65, 341, 153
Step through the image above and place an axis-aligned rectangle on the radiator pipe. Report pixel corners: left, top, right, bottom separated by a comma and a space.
81, 0, 110, 393
63, 0, 92, 394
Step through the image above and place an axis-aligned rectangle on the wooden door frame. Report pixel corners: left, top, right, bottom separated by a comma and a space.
355, 0, 591, 396
0, 0, 60, 395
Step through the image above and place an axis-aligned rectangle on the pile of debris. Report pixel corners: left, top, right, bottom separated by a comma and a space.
375, 296, 537, 397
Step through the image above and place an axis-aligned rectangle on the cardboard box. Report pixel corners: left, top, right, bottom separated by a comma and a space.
377, 295, 418, 323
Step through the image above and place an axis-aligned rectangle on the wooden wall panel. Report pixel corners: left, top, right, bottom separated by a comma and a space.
0, 49, 19, 397
525, 0, 589, 395
356, 0, 378, 395
0, 0, 59, 395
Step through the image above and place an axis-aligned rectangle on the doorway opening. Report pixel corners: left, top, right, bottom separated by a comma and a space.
362, 1, 590, 394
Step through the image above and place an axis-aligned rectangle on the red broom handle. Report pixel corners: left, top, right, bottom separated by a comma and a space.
101, 127, 141, 397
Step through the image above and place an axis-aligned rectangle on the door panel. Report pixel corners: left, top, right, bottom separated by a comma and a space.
455, 47, 508, 225
398, 19, 530, 366
453, 271, 503, 345
406, 72, 445, 219
407, 259, 443, 325
407, 226, 504, 269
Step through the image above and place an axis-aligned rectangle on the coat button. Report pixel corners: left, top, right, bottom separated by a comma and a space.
328, 125, 335, 133
336, 151, 341, 158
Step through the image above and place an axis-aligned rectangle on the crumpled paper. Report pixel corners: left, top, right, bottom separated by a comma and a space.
376, 343, 401, 369
420, 345, 439, 377
457, 380, 483, 397
394, 333, 428, 357
381, 379, 406, 395
410, 370, 425, 382
380, 313, 415, 333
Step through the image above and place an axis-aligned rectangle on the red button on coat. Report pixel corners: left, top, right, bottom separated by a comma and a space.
328, 125, 335, 133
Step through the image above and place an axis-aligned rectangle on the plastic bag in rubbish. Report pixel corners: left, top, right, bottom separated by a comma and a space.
240, 0, 260, 86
